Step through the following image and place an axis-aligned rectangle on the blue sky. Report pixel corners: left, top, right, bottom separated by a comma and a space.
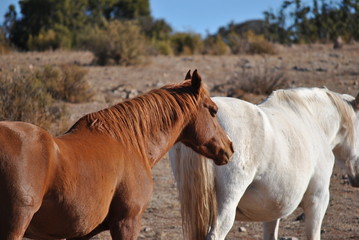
1, 0, 284, 36
150, 0, 284, 35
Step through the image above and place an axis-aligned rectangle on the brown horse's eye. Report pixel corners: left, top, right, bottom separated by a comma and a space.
209, 106, 218, 117
204, 103, 218, 117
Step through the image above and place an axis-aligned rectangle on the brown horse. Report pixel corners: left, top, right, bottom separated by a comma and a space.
0, 70, 233, 240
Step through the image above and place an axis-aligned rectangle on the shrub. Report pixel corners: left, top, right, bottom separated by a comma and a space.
223, 30, 276, 55
245, 30, 276, 55
79, 20, 148, 66
0, 28, 11, 54
28, 29, 57, 51
36, 64, 93, 103
170, 32, 203, 55
150, 40, 173, 55
230, 59, 288, 96
225, 31, 243, 54
0, 64, 91, 133
0, 69, 54, 128
203, 35, 230, 55
27, 25, 72, 51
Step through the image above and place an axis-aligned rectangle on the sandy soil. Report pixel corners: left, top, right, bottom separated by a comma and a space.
1, 43, 359, 239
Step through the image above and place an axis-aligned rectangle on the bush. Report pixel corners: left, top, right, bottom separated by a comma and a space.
27, 25, 72, 51
0, 28, 11, 54
36, 64, 93, 103
230, 59, 287, 96
0, 69, 54, 128
150, 40, 173, 55
170, 32, 203, 55
0, 64, 92, 133
203, 35, 230, 55
79, 20, 148, 66
225, 31, 243, 54
245, 30, 276, 55
223, 30, 276, 55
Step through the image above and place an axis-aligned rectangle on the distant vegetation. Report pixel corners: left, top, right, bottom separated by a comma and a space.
78, 20, 148, 65
263, 0, 359, 44
1, 0, 359, 63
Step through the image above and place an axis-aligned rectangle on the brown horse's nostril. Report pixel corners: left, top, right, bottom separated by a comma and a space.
214, 149, 231, 166
230, 142, 234, 153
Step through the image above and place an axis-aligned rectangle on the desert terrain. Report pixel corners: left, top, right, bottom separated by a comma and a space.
1, 43, 359, 239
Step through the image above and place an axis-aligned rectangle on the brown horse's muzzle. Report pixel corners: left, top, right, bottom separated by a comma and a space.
213, 140, 234, 166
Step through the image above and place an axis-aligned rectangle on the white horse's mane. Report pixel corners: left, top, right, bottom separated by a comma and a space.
265, 88, 355, 144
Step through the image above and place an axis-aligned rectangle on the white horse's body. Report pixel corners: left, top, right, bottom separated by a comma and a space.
170, 88, 359, 240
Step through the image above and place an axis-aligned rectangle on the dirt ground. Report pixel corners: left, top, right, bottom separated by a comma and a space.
1, 43, 359, 239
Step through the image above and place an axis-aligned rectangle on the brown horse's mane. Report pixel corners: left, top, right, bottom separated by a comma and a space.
70, 80, 204, 159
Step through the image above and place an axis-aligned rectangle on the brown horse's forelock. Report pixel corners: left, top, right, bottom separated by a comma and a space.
81, 80, 202, 159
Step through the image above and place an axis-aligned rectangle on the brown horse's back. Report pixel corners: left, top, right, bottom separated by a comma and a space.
0, 121, 57, 239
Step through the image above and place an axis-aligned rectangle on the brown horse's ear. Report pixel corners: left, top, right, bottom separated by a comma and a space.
191, 69, 202, 93
184, 70, 192, 80
355, 92, 359, 108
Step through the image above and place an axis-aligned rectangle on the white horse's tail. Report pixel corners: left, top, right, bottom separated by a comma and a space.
169, 143, 217, 240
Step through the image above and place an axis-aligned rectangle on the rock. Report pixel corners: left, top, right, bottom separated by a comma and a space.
315, 68, 327, 72
107, 85, 141, 100
128, 89, 139, 99
238, 226, 247, 232
116, 90, 128, 100
292, 66, 310, 72
142, 226, 151, 232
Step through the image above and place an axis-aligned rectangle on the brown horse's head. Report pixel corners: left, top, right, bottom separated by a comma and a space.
178, 70, 234, 165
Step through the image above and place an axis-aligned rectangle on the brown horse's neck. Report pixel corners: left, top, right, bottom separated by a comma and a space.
145, 122, 185, 167
67, 86, 198, 168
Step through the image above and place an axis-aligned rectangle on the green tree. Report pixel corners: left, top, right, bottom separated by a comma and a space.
109, 0, 150, 19
5, 0, 89, 49
139, 17, 172, 40
262, 0, 359, 44
4, 0, 152, 50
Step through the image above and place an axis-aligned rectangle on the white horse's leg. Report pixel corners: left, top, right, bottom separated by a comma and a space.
302, 190, 329, 240
207, 166, 253, 240
206, 200, 238, 240
263, 219, 280, 240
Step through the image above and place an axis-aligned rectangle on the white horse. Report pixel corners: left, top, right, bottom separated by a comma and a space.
169, 87, 359, 240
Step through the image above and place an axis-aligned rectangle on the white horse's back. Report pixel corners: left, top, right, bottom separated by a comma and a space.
170, 88, 359, 240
